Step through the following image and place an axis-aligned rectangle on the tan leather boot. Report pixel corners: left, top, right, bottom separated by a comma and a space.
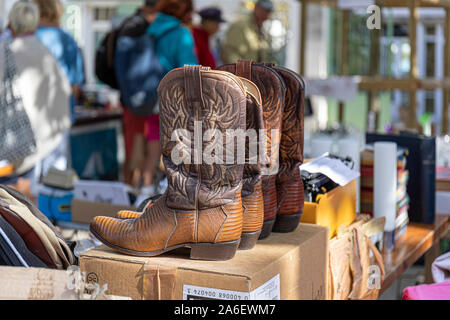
115, 75, 265, 251
90, 66, 248, 260
236, 77, 265, 249
217, 60, 286, 239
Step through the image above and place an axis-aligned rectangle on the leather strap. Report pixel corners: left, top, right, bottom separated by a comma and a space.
184, 65, 203, 110
236, 60, 253, 80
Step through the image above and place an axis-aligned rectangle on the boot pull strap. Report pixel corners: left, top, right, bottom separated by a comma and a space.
184, 65, 206, 110
236, 60, 253, 80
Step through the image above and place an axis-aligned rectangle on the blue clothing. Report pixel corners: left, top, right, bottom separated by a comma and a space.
147, 13, 198, 73
35, 26, 84, 122
0, 29, 11, 44
35, 26, 84, 86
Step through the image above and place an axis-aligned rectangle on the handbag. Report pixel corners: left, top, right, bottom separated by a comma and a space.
0, 39, 36, 163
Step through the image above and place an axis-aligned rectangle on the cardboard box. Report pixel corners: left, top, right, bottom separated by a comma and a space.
0, 266, 131, 300
79, 223, 329, 300
71, 199, 136, 225
301, 180, 357, 239
0, 266, 71, 300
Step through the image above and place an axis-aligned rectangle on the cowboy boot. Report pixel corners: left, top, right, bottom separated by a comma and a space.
90, 66, 247, 261
115, 77, 265, 250
271, 66, 305, 232
235, 76, 265, 249
217, 60, 286, 239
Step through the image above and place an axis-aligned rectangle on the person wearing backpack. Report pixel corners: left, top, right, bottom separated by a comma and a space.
107, 0, 160, 188
95, 0, 159, 90
140, 0, 198, 194
116, 0, 198, 191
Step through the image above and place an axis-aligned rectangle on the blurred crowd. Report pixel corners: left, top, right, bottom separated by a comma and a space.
0, 0, 278, 197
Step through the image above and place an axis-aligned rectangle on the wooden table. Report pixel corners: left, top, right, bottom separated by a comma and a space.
380, 215, 450, 294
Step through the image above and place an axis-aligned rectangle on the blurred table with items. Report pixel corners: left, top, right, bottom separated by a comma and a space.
380, 215, 450, 295
70, 85, 124, 183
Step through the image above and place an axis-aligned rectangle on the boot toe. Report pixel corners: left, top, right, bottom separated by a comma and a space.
90, 216, 130, 247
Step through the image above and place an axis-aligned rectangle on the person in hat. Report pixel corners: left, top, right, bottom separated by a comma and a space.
221, 0, 274, 64
192, 7, 225, 69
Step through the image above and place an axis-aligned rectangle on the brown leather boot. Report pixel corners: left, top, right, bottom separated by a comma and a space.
271, 66, 305, 233
217, 60, 286, 239
236, 76, 265, 249
90, 66, 248, 261
115, 77, 265, 250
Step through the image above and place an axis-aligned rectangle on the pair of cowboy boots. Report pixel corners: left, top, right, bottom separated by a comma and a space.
217, 60, 305, 239
90, 65, 265, 261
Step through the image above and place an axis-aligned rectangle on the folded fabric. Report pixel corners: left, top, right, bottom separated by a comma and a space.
0, 214, 47, 268
0, 185, 75, 269
432, 251, 450, 283
0, 205, 56, 267
402, 281, 450, 300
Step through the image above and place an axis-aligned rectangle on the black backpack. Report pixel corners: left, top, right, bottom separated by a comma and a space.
95, 11, 150, 89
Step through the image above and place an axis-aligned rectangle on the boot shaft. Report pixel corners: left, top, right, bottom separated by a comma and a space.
274, 66, 305, 182
237, 77, 264, 197
217, 60, 286, 178
158, 66, 248, 211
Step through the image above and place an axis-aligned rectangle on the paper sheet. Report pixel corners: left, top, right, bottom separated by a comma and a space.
300, 154, 360, 186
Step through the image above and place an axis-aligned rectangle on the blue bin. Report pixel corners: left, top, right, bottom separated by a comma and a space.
38, 186, 74, 222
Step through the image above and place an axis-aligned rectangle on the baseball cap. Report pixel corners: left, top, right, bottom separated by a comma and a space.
198, 7, 226, 23
255, 0, 275, 11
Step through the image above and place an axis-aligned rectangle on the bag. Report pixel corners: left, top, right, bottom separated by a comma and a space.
95, 12, 150, 90
115, 26, 177, 116
95, 30, 120, 89
328, 216, 386, 300
0, 40, 37, 163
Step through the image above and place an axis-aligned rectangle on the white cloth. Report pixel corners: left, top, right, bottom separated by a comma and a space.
432, 252, 450, 283
0, 35, 71, 175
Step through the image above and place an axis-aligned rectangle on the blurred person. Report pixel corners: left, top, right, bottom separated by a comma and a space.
118, 0, 159, 37
0, 1, 71, 197
137, 0, 197, 194
32, 0, 85, 116
114, 0, 160, 188
221, 0, 274, 64
192, 7, 225, 69
151, 0, 197, 74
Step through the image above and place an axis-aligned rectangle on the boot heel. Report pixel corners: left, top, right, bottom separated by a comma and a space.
238, 230, 261, 250
258, 219, 275, 240
190, 240, 241, 261
273, 213, 301, 233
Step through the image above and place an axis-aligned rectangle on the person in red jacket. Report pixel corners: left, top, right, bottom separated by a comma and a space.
192, 7, 225, 69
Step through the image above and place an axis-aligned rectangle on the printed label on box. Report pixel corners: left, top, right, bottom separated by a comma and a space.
182, 274, 280, 300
